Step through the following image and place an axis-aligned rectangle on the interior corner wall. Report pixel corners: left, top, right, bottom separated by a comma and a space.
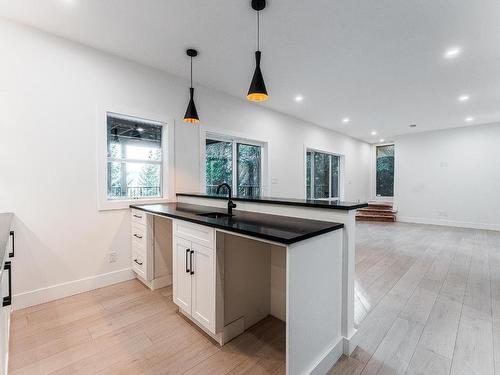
394, 123, 500, 230
0, 18, 370, 308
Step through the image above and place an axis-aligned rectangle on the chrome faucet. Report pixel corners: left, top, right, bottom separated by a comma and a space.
216, 183, 237, 215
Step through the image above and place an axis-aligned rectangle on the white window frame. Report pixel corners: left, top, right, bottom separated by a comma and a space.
97, 107, 175, 210
304, 146, 345, 200
199, 126, 269, 196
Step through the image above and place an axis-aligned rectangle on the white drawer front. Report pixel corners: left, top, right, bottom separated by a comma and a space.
175, 220, 214, 248
132, 251, 146, 278
131, 209, 147, 226
131, 224, 147, 250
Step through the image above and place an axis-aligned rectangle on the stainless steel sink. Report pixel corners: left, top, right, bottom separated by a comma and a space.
197, 212, 233, 219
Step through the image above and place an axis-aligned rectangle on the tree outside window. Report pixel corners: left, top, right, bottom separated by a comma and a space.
205, 137, 263, 197
376, 145, 394, 197
306, 150, 342, 200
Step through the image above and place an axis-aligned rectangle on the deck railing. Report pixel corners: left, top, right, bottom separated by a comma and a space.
108, 186, 161, 198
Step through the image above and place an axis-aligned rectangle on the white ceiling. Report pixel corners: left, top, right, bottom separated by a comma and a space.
1, 0, 500, 142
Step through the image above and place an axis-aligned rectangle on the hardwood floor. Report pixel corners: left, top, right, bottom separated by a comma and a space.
9, 222, 500, 374
330, 222, 500, 375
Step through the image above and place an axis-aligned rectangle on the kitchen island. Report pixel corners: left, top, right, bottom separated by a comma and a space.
177, 193, 367, 355
131, 196, 365, 375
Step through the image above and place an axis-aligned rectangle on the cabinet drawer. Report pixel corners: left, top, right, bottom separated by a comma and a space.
131, 224, 147, 250
131, 209, 147, 226
175, 220, 214, 248
132, 251, 146, 278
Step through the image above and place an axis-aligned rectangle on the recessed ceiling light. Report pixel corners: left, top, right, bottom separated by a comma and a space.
444, 47, 462, 59
294, 95, 303, 102
458, 94, 470, 102
379, 139, 385, 143
465, 117, 474, 123
137, 127, 145, 132
371, 131, 377, 136
342, 117, 350, 124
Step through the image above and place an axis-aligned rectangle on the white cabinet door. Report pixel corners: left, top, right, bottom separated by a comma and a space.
191, 243, 215, 333
0, 262, 10, 375
0, 306, 6, 375
173, 237, 192, 314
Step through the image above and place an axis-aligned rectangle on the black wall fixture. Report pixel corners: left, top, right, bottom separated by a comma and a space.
247, 0, 268, 102
184, 48, 200, 124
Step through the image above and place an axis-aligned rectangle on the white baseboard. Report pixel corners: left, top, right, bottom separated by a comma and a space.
151, 274, 172, 290
135, 273, 172, 291
13, 268, 135, 310
343, 328, 359, 356
308, 337, 344, 375
397, 216, 500, 231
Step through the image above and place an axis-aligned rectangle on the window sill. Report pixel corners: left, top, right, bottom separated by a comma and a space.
98, 197, 174, 211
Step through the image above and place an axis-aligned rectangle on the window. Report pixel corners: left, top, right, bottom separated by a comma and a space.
237, 143, 262, 197
106, 113, 163, 200
205, 136, 263, 197
376, 144, 394, 197
206, 139, 233, 195
306, 149, 341, 200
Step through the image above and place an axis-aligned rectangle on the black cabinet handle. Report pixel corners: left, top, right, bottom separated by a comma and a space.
190, 250, 194, 275
3, 261, 12, 307
186, 249, 190, 273
133, 234, 142, 239
9, 231, 14, 258
133, 259, 143, 266
133, 214, 142, 219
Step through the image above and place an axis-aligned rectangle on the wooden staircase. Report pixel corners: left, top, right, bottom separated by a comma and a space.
356, 201, 397, 222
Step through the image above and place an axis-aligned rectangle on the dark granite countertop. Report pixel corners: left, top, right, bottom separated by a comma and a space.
177, 193, 368, 211
130, 202, 343, 245
0, 213, 13, 279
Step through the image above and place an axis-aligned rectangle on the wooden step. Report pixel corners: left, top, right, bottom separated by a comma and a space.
356, 201, 396, 222
357, 207, 395, 215
356, 214, 396, 222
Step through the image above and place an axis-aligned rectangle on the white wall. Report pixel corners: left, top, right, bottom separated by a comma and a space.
394, 123, 500, 230
0, 19, 370, 308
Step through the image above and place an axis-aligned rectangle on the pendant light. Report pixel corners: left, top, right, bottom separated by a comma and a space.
247, 0, 268, 102
184, 49, 200, 124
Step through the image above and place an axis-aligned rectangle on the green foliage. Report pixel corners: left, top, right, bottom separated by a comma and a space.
138, 149, 161, 189
237, 144, 261, 196
109, 144, 122, 196
376, 145, 394, 197
206, 141, 233, 193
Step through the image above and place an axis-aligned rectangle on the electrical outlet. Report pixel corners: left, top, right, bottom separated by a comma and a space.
438, 211, 448, 217
271, 177, 279, 184
109, 251, 117, 263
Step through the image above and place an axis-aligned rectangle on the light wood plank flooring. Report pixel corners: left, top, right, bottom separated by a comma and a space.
9, 222, 500, 374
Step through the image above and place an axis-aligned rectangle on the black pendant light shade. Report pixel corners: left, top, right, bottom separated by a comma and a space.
247, 51, 268, 102
184, 87, 199, 124
247, 0, 268, 102
184, 49, 200, 124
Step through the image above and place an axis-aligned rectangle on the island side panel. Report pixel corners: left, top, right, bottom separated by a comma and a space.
342, 210, 357, 354
286, 230, 343, 375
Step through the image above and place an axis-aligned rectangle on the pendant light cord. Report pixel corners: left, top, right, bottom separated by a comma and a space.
257, 11, 260, 51
190, 56, 193, 88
